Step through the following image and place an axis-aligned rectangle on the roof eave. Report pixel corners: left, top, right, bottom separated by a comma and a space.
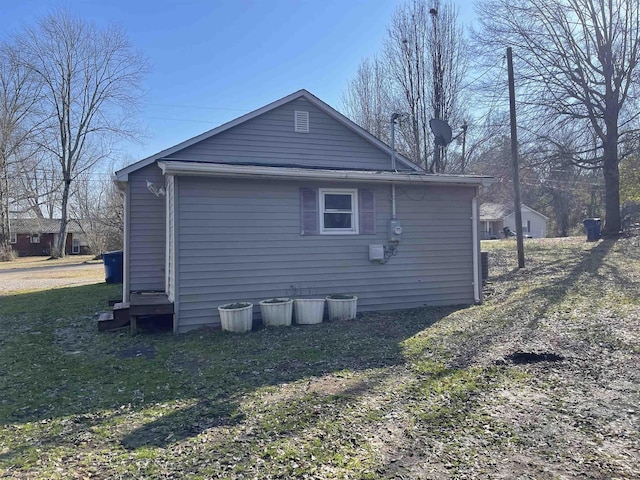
158, 161, 492, 187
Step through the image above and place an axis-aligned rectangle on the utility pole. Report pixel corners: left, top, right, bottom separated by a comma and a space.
507, 47, 525, 269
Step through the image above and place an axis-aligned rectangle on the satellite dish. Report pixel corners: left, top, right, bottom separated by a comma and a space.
429, 118, 453, 146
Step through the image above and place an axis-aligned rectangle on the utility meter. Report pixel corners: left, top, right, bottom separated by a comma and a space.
389, 219, 403, 243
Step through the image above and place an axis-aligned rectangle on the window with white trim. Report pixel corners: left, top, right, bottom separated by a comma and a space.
30, 233, 40, 244
9, 232, 17, 244
320, 189, 358, 234
72, 238, 80, 254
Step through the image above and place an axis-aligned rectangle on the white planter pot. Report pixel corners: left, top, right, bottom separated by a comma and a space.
259, 298, 293, 327
294, 298, 325, 325
218, 303, 253, 332
326, 295, 358, 321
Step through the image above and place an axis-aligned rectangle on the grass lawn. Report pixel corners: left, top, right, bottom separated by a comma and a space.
0, 238, 639, 478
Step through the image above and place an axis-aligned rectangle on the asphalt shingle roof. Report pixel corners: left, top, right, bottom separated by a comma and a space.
479, 203, 511, 221
10, 218, 83, 234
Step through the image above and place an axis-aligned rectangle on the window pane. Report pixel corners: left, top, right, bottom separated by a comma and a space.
324, 213, 352, 229
325, 194, 352, 211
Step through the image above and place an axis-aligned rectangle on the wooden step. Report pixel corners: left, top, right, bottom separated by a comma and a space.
129, 293, 174, 316
113, 302, 130, 323
98, 311, 130, 332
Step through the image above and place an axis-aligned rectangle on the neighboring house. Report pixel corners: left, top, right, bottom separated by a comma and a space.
479, 203, 510, 239
115, 89, 492, 333
72, 232, 92, 255
8, 218, 87, 256
479, 203, 548, 239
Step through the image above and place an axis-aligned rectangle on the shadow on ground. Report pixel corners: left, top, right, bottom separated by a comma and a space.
0, 282, 459, 460
455, 239, 618, 368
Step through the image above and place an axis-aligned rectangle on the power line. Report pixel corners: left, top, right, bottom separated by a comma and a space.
459, 56, 505, 91
146, 116, 222, 125
147, 102, 249, 112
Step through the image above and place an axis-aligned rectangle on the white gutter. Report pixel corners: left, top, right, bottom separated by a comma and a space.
472, 193, 481, 303
165, 176, 170, 296
158, 161, 492, 187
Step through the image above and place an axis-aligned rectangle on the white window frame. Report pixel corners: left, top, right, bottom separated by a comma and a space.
9, 232, 17, 244
30, 233, 40, 244
319, 188, 358, 235
72, 238, 80, 254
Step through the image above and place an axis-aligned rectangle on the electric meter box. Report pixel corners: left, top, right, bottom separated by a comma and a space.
389, 220, 403, 243
369, 244, 385, 262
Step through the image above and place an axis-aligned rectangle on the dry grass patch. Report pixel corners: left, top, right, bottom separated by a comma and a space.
0, 255, 98, 271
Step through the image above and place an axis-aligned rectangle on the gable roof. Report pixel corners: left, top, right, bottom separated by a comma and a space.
479, 203, 511, 221
480, 203, 549, 221
10, 218, 83, 234
115, 89, 422, 181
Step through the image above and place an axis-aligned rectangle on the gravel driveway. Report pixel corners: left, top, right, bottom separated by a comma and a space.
0, 263, 105, 295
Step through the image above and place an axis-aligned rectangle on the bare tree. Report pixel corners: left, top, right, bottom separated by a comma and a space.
342, 57, 391, 144
388, 0, 467, 172
475, 0, 640, 235
427, 0, 467, 172
385, 0, 431, 166
70, 171, 123, 255
15, 9, 149, 257
531, 140, 595, 237
343, 0, 467, 172
0, 42, 41, 259
13, 153, 63, 218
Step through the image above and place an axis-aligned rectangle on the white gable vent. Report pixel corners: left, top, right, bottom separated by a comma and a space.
294, 110, 309, 133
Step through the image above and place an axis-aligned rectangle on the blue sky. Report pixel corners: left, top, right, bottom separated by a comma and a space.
3, 0, 476, 164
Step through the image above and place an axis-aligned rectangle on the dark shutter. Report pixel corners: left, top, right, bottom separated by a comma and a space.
359, 189, 376, 234
300, 187, 319, 235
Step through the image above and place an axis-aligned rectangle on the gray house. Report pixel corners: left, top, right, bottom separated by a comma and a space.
480, 203, 548, 239
115, 90, 492, 333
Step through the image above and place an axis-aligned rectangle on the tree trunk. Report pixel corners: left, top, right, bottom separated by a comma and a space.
551, 190, 570, 237
54, 179, 71, 258
602, 111, 621, 236
602, 155, 621, 235
0, 159, 10, 258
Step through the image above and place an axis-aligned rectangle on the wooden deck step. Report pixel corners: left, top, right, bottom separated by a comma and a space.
129, 293, 174, 335
129, 293, 174, 316
98, 311, 130, 332
113, 302, 130, 323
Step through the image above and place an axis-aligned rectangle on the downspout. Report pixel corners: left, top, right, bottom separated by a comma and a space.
472, 190, 480, 303
165, 176, 170, 296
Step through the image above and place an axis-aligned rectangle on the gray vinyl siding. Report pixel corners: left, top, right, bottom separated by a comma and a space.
176, 176, 475, 332
165, 98, 406, 171
128, 164, 166, 292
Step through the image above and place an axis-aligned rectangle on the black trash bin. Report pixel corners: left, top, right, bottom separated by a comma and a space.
481, 251, 489, 281
583, 218, 602, 242
103, 250, 123, 283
